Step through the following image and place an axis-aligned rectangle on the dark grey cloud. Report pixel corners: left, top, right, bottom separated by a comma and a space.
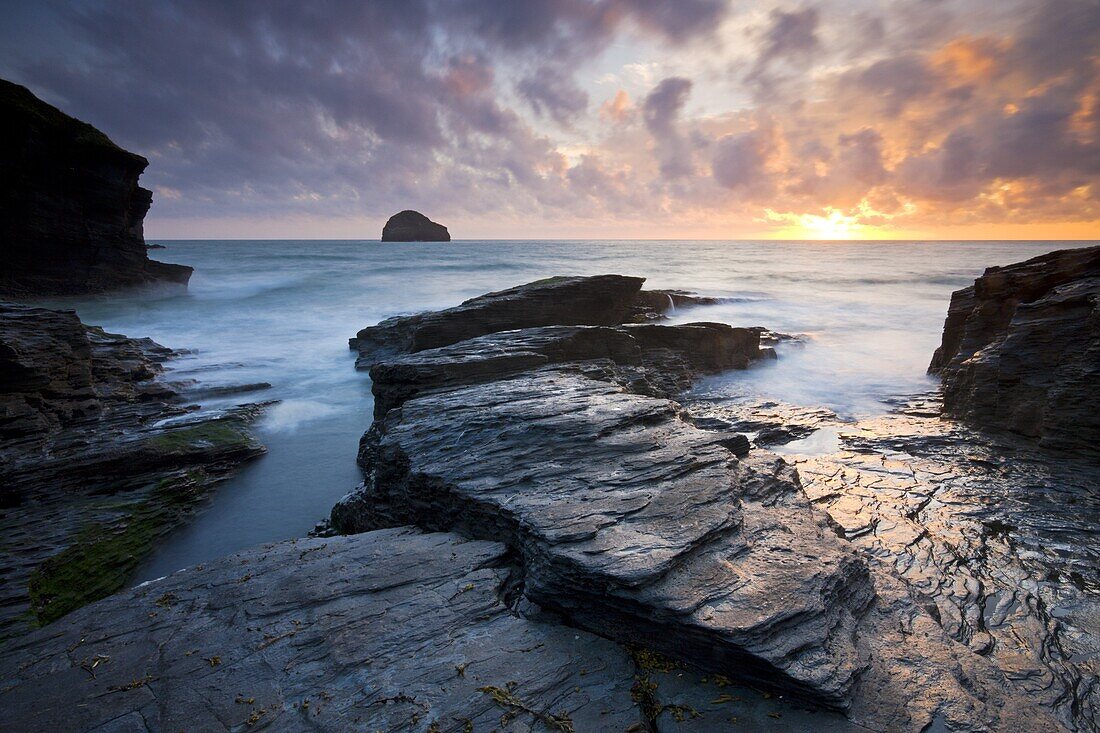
0, 0, 732, 221
517, 66, 589, 126
746, 6, 821, 94
711, 125, 778, 198
643, 77, 694, 178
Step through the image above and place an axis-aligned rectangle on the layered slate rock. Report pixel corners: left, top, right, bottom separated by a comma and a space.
336, 370, 875, 708
0, 79, 191, 296
333, 276, 1065, 730
380, 209, 451, 241
929, 245, 1100, 455
0, 303, 266, 636
336, 367, 1060, 730
350, 274, 645, 366
0, 529, 644, 733
365, 322, 767, 418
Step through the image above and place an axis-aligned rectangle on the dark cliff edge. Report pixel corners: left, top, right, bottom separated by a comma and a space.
929, 244, 1100, 456
0, 79, 192, 296
380, 209, 450, 241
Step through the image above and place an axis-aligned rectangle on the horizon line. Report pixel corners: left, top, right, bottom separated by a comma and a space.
147, 237, 1100, 243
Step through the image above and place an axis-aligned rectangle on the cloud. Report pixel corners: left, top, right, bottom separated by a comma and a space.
746, 7, 822, 94
517, 66, 589, 125
1, 0, 1097, 236
642, 76, 695, 178
711, 123, 781, 198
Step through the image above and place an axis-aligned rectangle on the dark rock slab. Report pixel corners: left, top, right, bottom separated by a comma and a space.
0, 303, 266, 636
929, 245, 1100, 455
336, 368, 878, 709
350, 274, 645, 367
0, 528, 645, 733
366, 322, 768, 419
380, 209, 450, 241
0, 79, 191, 296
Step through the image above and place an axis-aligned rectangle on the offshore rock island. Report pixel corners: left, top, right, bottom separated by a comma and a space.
380, 209, 451, 242
5, 270, 1092, 732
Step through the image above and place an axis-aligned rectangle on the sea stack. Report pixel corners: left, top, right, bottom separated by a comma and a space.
0, 79, 192, 296
929, 244, 1100, 455
380, 209, 450, 242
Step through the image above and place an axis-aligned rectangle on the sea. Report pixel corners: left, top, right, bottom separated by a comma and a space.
36, 239, 1094, 581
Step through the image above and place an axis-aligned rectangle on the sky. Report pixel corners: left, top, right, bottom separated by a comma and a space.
2, 0, 1099, 240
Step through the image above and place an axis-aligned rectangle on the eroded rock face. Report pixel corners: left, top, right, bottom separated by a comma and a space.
350, 274, 646, 367
929, 245, 1100, 455
380, 209, 451, 241
0, 529, 646, 733
0, 303, 266, 636
0, 79, 191, 296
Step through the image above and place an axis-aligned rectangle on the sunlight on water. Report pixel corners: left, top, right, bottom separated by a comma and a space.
35, 239, 1079, 576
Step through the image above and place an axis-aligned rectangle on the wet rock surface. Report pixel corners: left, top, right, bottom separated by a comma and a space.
333, 278, 1063, 731
0, 529, 645, 733
686, 380, 1100, 732
0, 79, 191, 296
0, 303, 267, 637
350, 274, 645, 366
2, 272, 1089, 732
380, 209, 450, 242
929, 244, 1100, 455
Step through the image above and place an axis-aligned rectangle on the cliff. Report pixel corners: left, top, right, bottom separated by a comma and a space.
929, 244, 1100, 455
0, 79, 191, 295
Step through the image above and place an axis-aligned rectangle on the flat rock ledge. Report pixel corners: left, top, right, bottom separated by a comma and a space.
0, 303, 267, 637
929, 244, 1100, 456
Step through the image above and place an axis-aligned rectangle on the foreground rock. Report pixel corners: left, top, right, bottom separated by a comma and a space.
380, 209, 451, 241
334, 276, 1059, 730
0, 303, 266, 636
0, 79, 191, 296
929, 244, 1100, 455
0, 529, 647, 732
351, 274, 645, 366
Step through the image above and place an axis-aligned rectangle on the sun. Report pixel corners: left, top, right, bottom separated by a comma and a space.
798, 209, 860, 240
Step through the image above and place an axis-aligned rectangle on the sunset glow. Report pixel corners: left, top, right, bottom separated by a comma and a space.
1, 1, 1096, 239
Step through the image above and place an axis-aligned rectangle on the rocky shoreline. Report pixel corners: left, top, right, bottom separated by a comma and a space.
0, 303, 268, 637
4, 271, 1089, 732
